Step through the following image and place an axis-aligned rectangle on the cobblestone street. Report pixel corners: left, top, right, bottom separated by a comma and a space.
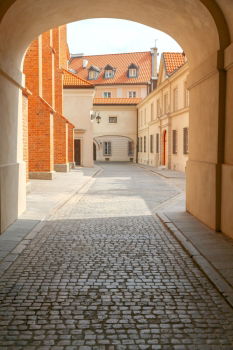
0, 163, 233, 349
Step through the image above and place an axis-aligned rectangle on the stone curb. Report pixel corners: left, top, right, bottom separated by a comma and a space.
0, 167, 102, 277
157, 212, 233, 309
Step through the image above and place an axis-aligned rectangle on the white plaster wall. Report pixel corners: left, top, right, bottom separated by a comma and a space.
63, 88, 95, 167
93, 105, 137, 162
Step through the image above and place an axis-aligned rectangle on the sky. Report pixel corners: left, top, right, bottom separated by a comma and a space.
67, 18, 182, 57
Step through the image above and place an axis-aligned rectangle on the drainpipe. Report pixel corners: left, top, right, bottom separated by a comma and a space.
136, 108, 138, 163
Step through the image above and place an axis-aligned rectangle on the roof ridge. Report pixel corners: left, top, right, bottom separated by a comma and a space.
71, 51, 151, 58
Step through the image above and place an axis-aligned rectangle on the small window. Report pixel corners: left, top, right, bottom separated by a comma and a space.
140, 137, 143, 152
129, 68, 137, 77
105, 70, 114, 78
164, 93, 169, 114
104, 141, 111, 156
184, 82, 189, 108
156, 99, 160, 117
128, 64, 138, 78
103, 92, 111, 98
172, 130, 178, 154
150, 135, 154, 153
128, 91, 136, 98
109, 116, 117, 123
173, 87, 178, 111
144, 136, 146, 153
183, 127, 189, 154
156, 133, 159, 153
128, 141, 134, 156
88, 70, 98, 80
151, 103, 154, 121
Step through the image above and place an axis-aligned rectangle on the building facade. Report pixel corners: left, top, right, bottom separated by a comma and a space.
63, 69, 95, 167
137, 53, 189, 172
23, 26, 75, 180
69, 51, 156, 162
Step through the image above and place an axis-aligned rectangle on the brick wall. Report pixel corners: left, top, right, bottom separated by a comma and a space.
22, 91, 29, 181
23, 26, 74, 178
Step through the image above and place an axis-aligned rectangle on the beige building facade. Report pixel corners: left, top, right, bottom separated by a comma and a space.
138, 53, 189, 172
92, 100, 139, 162
63, 70, 95, 167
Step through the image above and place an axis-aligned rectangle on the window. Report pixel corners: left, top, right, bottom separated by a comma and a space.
164, 93, 169, 114
109, 116, 117, 123
128, 141, 134, 156
105, 70, 114, 78
140, 137, 143, 152
104, 141, 111, 156
184, 82, 189, 107
173, 87, 178, 111
156, 99, 160, 117
144, 136, 146, 153
183, 127, 189, 154
156, 133, 159, 153
137, 138, 139, 152
150, 103, 154, 121
172, 130, 178, 154
128, 64, 138, 78
88, 70, 98, 80
144, 109, 146, 125
150, 135, 154, 153
129, 68, 137, 77
128, 91, 136, 98
103, 92, 111, 98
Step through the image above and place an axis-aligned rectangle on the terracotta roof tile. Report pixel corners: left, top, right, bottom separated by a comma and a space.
163, 52, 186, 76
69, 52, 152, 85
93, 98, 142, 105
63, 69, 94, 87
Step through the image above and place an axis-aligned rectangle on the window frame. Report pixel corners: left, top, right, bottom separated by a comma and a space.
109, 116, 117, 123
103, 141, 112, 156
172, 130, 178, 154
150, 134, 154, 153
103, 91, 112, 98
128, 91, 136, 98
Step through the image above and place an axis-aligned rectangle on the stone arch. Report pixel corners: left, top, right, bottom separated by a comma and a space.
0, 0, 233, 238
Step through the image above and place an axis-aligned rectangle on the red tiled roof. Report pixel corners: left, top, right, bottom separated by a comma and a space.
93, 98, 142, 105
162, 52, 186, 76
63, 69, 94, 87
69, 52, 152, 85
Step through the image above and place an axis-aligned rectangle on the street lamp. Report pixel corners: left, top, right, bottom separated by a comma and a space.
90, 111, 101, 123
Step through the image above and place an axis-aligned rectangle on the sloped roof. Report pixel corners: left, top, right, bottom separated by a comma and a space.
69, 52, 152, 85
93, 98, 142, 105
63, 69, 94, 88
162, 52, 186, 76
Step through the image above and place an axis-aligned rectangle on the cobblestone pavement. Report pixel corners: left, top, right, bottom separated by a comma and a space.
0, 163, 233, 350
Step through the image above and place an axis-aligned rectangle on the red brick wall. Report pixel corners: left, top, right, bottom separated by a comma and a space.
23, 26, 74, 176
27, 96, 54, 172
54, 113, 67, 165
68, 123, 74, 163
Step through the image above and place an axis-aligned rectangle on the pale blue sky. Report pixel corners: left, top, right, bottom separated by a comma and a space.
67, 19, 182, 57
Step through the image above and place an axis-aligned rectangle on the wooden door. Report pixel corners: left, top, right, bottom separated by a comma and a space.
74, 139, 81, 165
93, 143, 96, 161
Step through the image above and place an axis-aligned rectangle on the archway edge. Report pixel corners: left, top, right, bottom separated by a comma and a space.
0, 0, 229, 75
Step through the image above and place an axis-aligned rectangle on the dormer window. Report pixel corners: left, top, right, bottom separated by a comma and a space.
128, 64, 138, 78
88, 65, 100, 80
104, 65, 115, 79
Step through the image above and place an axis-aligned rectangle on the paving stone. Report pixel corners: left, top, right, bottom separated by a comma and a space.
0, 163, 233, 348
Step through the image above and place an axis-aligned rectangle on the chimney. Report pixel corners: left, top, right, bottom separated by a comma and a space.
82, 59, 88, 68
150, 41, 158, 91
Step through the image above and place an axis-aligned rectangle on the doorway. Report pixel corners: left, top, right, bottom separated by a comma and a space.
93, 143, 96, 161
163, 130, 167, 166
74, 139, 81, 165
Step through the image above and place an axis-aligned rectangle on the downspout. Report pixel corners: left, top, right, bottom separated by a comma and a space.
136, 107, 138, 163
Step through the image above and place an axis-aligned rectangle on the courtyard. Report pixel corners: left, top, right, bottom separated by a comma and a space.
0, 163, 233, 349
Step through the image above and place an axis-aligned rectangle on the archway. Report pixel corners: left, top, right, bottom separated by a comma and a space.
0, 0, 233, 238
